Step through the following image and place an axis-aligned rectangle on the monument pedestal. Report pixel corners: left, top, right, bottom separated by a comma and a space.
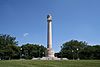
47, 48, 54, 57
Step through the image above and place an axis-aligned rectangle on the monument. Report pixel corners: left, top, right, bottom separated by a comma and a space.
32, 14, 67, 60
45, 14, 67, 60
47, 14, 55, 58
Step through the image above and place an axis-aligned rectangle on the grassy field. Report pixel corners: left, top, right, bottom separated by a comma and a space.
0, 60, 100, 67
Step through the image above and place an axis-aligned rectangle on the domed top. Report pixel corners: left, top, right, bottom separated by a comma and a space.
47, 14, 52, 21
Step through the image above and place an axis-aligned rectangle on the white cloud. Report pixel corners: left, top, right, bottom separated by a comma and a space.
23, 33, 29, 37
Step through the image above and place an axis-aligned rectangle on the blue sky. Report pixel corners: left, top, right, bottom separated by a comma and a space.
0, 0, 100, 52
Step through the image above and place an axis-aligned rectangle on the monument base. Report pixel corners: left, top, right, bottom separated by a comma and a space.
47, 48, 55, 57
32, 57, 68, 60
32, 49, 68, 60
40, 57, 60, 60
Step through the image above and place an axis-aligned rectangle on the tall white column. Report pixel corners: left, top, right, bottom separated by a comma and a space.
47, 14, 54, 57
47, 14, 52, 49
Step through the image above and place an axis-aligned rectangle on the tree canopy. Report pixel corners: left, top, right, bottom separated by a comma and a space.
21, 43, 46, 59
59, 40, 100, 60
0, 34, 46, 60
0, 34, 19, 60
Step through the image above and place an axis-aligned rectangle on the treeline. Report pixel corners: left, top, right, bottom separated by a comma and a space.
0, 34, 100, 60
0, 34, 46, 60
56, 40, 100, 60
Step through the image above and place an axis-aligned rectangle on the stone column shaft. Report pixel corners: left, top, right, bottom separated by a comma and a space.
47, 21, 52, 49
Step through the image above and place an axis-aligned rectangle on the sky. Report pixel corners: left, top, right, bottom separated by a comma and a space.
0, 0, 100, 52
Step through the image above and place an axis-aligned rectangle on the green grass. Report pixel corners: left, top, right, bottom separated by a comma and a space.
0, 60, 100, 67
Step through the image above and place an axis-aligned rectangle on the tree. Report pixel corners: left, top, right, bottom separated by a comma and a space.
79, 45, 93, 59
92, 45, 100, 59
79, 45, 100, 59
0, 34, 19, 60
21, 43, 46, 59
59, 40, 100, 60
60, 40, 88, 59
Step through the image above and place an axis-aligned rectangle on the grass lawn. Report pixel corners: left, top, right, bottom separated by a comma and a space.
0, 60, 100, 67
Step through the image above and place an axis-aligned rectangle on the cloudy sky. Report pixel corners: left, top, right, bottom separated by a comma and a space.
0, 0, 100, 52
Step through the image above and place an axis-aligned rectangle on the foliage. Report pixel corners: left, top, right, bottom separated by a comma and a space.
60, 40, 88, 59
0, 34, 19, 60
0, 34, 100, 60
79, 45, 100, 59
59, 40, 100, 60
21, 43, 46, 59
0, 34, 46, 60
